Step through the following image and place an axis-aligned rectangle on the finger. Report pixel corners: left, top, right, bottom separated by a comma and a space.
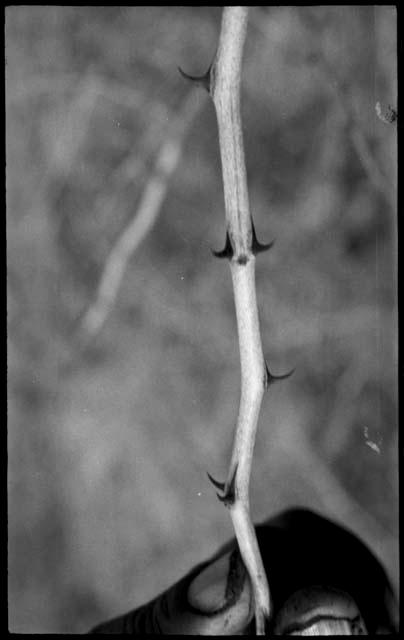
272, 586, 368, 635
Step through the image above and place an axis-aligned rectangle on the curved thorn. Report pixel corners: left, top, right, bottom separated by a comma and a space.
212, 231, 234, 259
253, 238, 275, 255
227, 463, 238, 497
178, 65, 211, 93
216, 463, 238, 506
265, 364, 295, 388
251, 218, 274, 255
217, 492, 228, 503
207, 472, 225, 492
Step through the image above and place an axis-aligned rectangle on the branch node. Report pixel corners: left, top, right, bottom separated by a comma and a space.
178, 65, 212, 93
265, 363, 295, 389
237, 254, 248, 265
212, 231, 234, 260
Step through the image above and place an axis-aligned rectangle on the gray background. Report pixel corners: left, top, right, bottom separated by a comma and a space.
7, 6, 397, 633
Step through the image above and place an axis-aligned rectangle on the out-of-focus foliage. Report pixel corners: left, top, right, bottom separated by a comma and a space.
7, 7, 397, 633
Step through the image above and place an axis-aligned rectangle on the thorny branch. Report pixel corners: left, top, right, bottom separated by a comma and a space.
181, 7, 292, 634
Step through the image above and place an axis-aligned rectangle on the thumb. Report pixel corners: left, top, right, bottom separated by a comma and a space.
90, 546, 254, 634
183, 546, 253, 634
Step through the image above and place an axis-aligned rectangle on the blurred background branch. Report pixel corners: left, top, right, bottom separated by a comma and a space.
7, 6, 397, 633
251, 8, 395, 208
80, 88, 207, 341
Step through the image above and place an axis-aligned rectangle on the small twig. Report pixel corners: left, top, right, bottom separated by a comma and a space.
79, 88, 206, 340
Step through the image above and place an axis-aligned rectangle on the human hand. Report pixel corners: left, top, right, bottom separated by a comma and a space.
90, 508, 397, 635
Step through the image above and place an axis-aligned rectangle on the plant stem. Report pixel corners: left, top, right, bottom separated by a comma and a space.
211, 7, 271, 634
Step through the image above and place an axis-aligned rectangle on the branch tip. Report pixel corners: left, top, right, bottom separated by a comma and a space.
178, 65, 211, 93
212, 231, 234, 259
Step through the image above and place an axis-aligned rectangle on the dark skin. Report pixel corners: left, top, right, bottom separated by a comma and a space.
90, 508, 398, 635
